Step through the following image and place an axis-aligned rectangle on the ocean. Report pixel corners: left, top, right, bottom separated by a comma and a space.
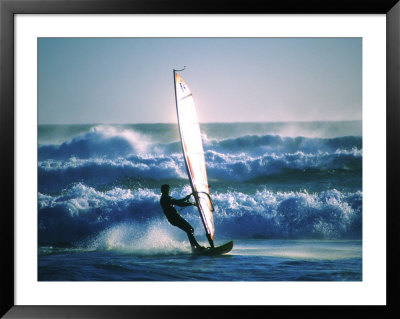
38, 121, 362, 281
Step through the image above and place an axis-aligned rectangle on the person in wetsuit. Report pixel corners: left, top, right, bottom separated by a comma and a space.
160, 184, 205, 251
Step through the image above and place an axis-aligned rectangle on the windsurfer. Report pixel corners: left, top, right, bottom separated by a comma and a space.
160, 184, 205, 251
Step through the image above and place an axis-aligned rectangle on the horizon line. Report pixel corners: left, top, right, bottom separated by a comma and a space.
38, 119, 362, 125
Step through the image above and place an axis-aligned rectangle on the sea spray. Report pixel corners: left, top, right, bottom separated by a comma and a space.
82, 221, 191, 255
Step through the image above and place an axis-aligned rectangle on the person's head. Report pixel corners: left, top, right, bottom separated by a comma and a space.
161, 184, 170, 195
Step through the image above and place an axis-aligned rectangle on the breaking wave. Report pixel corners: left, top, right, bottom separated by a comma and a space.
38, 183, 362, 246
38, 126, 361, 193
39, 125, 361, 160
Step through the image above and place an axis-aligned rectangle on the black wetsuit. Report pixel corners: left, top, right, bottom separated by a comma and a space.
160, 194, 201, 249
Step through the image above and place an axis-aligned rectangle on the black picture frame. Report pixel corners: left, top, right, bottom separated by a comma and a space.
1, 0, 399, 318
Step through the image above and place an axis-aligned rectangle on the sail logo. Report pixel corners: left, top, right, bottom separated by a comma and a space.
179, 82, 187, 93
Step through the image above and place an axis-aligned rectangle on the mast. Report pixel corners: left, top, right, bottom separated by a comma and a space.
173, 68, 215, 248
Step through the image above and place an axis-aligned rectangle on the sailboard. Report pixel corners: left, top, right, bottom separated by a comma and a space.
173, 67, 233, 255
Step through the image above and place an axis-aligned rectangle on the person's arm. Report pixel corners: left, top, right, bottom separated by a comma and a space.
171, 194, 194, 207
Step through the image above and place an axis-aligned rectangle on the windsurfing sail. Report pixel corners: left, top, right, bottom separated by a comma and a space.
173, 69, 215, 247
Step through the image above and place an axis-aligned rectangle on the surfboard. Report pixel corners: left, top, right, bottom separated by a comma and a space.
192, 241, 234, 256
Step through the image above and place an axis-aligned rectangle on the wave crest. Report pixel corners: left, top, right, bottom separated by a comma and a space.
39, 125, 151, 160
38, 149, 361, 193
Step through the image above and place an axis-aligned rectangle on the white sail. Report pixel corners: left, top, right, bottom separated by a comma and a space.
173, 70, 215, 244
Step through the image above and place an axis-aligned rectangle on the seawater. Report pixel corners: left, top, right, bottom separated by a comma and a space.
38, 121, 362, 281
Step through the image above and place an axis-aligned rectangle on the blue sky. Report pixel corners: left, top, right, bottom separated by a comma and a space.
38, 37, 361, 124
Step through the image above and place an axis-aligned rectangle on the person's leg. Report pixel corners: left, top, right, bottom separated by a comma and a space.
173, 216, 203, 249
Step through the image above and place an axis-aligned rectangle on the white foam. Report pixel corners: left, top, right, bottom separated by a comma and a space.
85, 221, 190, 255
232, 240, 362, 260
93, 125, 152, 154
